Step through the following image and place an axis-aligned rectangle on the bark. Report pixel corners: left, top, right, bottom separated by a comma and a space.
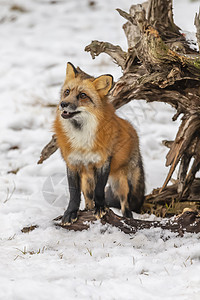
145, 178, 200, 217
195, 8, 200, 52
53, 208, 200, 236
37, 134, 57, 164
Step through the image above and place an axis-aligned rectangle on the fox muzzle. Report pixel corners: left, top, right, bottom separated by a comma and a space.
60, 101, 77, 111
59, 101, 80, 119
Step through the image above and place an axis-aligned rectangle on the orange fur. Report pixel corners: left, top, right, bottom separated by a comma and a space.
53, 63, 144, 219
54, 92, 139, 173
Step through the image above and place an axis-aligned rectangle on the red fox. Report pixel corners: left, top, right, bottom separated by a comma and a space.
54, 63, 145, 225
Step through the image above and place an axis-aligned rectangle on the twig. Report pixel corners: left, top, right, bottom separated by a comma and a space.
37, 134, 58, 164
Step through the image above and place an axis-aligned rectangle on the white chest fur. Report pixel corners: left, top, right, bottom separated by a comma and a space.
68, 151, 101, 166
60, 110, 97, 150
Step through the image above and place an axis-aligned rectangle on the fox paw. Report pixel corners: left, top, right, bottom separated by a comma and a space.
85, 200, 95, 210
61, 210, 78, 226
95, 206, 108, 219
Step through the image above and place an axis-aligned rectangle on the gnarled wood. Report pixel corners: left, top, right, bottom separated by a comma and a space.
37, 134, 57, 164
145, 179, 200, 217
53, 208, 200, 235
195, 8, 200, 52
85, 40, 127, 69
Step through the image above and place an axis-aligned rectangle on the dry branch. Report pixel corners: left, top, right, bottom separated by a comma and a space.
54, 208, 200, 235
85, 41, 127, 69
195, 8, 200, 52
37, 134, 57, 164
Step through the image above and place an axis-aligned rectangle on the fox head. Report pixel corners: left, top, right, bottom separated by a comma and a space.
58, 63, 113, 126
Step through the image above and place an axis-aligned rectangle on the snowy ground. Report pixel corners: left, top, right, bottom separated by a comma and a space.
0, 0, 200, 299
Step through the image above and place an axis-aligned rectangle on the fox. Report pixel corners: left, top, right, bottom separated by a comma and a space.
53, 62, 145, 225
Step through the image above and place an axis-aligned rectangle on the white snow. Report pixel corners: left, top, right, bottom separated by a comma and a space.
0, 0, 200, 299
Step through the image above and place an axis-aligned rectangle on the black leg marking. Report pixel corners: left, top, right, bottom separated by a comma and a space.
62, 168, 81, 225
128, 162, 145, 213
94, 158, 111, 218
123, 207, 133, 218
105, 186, 121, 209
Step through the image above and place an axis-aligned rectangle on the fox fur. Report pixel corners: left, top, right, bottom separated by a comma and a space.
54, 62, 145, 225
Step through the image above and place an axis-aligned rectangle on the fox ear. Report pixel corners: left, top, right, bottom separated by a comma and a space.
93, 75, 113, 96
66, 62, 78, 80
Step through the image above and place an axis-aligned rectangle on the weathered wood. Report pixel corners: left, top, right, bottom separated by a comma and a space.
53, 208, 200, 235
177, 154, 192, 194
195, 8, 200, 52
145, 178, 200, 216
85, 41, 127, 69
181, 140, 200, 198
161, 115, 200, 190
37, 134, 57, 164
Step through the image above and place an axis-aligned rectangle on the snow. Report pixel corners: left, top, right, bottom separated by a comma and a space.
0, 0, 200, 299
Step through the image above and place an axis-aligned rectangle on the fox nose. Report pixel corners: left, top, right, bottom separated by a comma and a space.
60, 101, 69, 108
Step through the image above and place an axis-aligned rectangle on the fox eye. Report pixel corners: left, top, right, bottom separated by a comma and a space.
79, 92, 87, 99
64, 89, 70, 97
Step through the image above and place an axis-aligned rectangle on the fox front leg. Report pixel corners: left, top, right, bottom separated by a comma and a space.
62, 168, 81, 225
81, 170, 95, 210
94, 158, 111, 219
